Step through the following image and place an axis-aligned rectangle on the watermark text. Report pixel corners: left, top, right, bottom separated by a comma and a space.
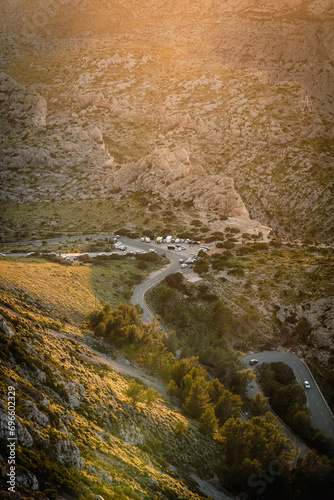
7, 386, 16, 494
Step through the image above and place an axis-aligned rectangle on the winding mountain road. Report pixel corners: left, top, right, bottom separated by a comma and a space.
244, 352, 334, 439
4, 234, 334, 441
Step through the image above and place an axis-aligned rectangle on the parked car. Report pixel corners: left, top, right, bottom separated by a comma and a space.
304, 380, 311, 389
249, 359, 258, 366
181, 263, 188, 268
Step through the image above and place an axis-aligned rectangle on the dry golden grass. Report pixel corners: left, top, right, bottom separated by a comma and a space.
0, 259, 97, 323
0, 257, 153, 324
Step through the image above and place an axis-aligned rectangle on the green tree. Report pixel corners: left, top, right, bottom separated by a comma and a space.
215, 390, 242, 425
183, 377, 210, 419
161, 362, 173, 382
198, 406, 219, 437
309, 429, 334, 457
180, 373, 194, 401
165, 330, 179, 354
171, 357, 200, 386
208, 378, 225, 404
95, 322, 106, 337
292, 410, 312, 438
250, 392, 268, 416
291, 450, 334, 500
217, 413, 294, 469
212, 301, 234, 328
271, 383, 306, 419
145, 387, 159, 405
167, 380, 179, 399
231, 369, 255, 396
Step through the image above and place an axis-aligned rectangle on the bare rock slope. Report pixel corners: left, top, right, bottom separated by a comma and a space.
109, 146, 250, 219
0, 72, 46, 127
0, 1, 333, 242
0, 0, 332, 110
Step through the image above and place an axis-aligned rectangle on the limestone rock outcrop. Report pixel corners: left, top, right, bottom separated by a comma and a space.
0, 400, 34, 447
0, 72, 47, 126
54, 439, 85, 471
0, 314, 15, 337
108, 146, 250, 219
22, 399, 50, 427
0, 1, 332, 110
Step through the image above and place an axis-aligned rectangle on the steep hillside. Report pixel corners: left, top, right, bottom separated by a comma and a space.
0, 0, 334, 243
0, 0, 333, 110
0, 32, 333, 241
0, 304, 224, 500
0, 256, 333, 499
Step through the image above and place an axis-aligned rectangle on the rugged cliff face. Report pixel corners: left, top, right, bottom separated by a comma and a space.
0, 0, 333, 241
1, 0, 332, 110
108, 147, 250, 219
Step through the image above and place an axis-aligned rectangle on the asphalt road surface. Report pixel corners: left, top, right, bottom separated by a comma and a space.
244, 351, 334, 439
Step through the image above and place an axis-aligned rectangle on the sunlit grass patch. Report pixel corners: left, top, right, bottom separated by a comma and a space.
0, 257, 160, 324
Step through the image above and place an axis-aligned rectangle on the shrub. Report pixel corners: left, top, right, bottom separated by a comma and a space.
174, 420, 188, 436
224, 241, 235, 249
126, 380, 145, 404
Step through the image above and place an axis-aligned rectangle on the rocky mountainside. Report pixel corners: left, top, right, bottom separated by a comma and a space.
0, 304, 225, 500
0, 0, 333, 241
1, 0, 332, 110
108, 147, 250, 219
